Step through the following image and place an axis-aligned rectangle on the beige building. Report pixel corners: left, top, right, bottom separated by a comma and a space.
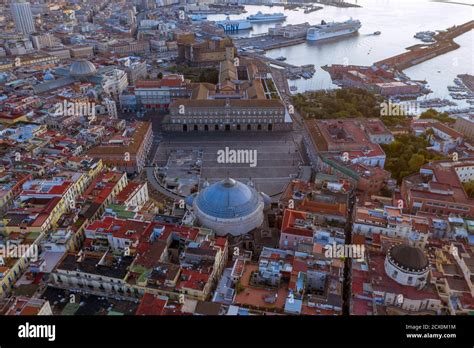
454, 114, 474, 142
177, 37, 236, 66
168, 99, 288, 132
31, 33, 60, 49
69, 45, 94, 58
109, 40, 150, 55
165, 58, 291, 132
87, 121, 153, 174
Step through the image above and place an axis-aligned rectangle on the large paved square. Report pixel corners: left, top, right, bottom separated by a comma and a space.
152, 131, 306, 197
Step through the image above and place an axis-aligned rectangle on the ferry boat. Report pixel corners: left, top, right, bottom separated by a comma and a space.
216, 17, 252, 32
247, 12, 286, 22
306, 19, 361, 41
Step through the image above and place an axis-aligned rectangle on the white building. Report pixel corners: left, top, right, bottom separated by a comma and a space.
11, 1, 36, 35
428, 123, 463, 154
101, 69, 128, 100
352, 206, 430, 248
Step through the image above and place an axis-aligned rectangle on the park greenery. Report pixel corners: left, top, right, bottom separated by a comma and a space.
168, 65, 219, 84
380, 109, 455, 130
419, 108, 455, 124
381, 134, 445, 183
379, 115, 412, 130
235, 281, 245, 294
292, 90, 456, 131
291, 88, 383, 119
291, 89, 462, 185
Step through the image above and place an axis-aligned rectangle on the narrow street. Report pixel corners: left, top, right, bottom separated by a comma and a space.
272, 63, 355, 315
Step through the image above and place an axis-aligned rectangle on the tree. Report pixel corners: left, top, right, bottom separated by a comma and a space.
388, 140, 403, 154
408, 154, 425, 172
419, 109, 438, 119
380, 186, 393, 198
235, 281, 245, 294
419, 109, 455, 124
381, 134, 445, 184
292, 88, 383, 119
157, 72, 163, 79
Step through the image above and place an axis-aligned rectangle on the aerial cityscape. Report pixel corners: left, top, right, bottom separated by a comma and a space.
0, 0, 473, 344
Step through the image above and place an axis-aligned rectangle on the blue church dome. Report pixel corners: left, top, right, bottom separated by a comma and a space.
194, 178, 261, 219
44, 72, 55, 80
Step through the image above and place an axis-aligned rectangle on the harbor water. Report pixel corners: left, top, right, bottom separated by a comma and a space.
207, 0, 474, 107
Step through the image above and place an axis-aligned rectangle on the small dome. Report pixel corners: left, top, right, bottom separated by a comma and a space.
44, 72, 55, 80
87, 89, 98, 99
185, 193, 196, 207
69, 60, 97, 77
195, 177, 261, 219
389, 244, 428, 271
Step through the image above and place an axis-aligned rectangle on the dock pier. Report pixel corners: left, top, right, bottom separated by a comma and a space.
375, 20, 474, 71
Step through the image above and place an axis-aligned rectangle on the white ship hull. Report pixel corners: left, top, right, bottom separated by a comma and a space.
307, 27, 359, 41
248, 16, 286, 22
217, 20, 252, 31
307, 20, 361, 41
247, 12, 286, 23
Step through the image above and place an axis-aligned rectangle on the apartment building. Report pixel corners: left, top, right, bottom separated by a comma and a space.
87, 121, 153, 174
401, 159, 474, 218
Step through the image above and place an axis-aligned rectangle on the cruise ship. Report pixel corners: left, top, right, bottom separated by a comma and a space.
216, 17, 252, 32
246, 12, 287, 22
306, 19, 361, 41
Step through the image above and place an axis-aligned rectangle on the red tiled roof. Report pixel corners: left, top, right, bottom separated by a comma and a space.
369, 251, 440, 301
281, 209, 313, 237
135, 75, 184, 88
177, 269, 210, 291
135, 293, 167, 315
114, 182, 141, 204
86, 216, 151, 241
